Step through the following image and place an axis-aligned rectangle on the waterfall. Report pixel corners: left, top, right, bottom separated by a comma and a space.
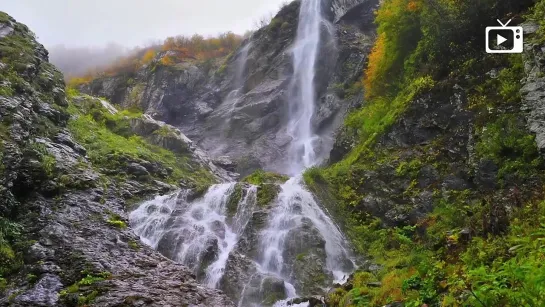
130, 1, 356, 306
287, 0, 324, 173
129, 184, 257, 288
227, 41, 252, 114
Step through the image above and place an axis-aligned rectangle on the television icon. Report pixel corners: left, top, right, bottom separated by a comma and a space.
486, 19, 523, 54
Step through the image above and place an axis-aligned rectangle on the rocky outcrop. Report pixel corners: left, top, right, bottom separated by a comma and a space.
219, 252, 287, 306
80, 0, 377, 174
282, 218, 332, 295
522, 22, 545, 152
0, 12, 234, 306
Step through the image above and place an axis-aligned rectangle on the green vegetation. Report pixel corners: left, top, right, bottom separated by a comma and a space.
304, 0, 545, 305
243, 170, 287, 207
60, 272, 111, 306
106, 213, 127, 229
476, 114, 542, 182
243, 170, 288, 185
255, 184, 281, 208
66, 93, 215, 190
0, 217, 22, 283
226, 183, 243, 217
128, 240, 139, 250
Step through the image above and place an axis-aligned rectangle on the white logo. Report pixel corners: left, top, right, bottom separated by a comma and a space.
486, 19, 523, 54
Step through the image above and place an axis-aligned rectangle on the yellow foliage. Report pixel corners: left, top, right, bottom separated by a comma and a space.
67, 76, 93, 88
141, 50, 156, 64
371, 268, 416, 305
364, 33, 387, 99
160, 56, 174, 66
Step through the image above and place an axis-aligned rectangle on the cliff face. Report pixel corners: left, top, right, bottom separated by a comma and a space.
80, 0, 379, 176
0, 12, 234, 306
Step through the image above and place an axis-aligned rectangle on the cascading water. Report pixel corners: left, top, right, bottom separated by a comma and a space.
130, 183, 258, 288
286, 0, 324, 172
130, 1, 356, 306
226, 42, 252, 114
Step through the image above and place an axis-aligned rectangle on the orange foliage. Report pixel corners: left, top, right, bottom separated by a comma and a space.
407, 0, 421, 11
158, 32, 242, 64
364, 33, 387, 99
141, 50, 156, 64
68, 32, 243, 85
160, 56, 174, 66
372, 268, 417, 305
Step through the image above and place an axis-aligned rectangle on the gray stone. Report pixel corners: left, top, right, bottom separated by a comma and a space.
127, 163, 150, 177
13, 274, 63, 306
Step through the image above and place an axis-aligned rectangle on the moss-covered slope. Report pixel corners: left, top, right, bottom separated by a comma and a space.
305, 1, 545, 306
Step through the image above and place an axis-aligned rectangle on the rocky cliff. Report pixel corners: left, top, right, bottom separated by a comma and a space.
0, 12, 234, 306
80, 0, 378, 176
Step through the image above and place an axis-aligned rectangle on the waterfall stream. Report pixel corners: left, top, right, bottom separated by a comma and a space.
130, 1, 356, 306
287, 0, 323, 173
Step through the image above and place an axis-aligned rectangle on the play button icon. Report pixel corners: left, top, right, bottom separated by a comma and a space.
497, 34, 507, 46
487, 28, 515, 51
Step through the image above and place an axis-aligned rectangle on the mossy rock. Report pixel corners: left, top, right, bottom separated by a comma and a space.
243, 170, 288, 185
226, 183, 244, 217
256, 183, 281, 208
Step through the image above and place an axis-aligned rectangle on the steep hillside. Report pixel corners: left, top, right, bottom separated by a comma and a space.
303, 0, 545, 305
79, 0, 379, 176
0, 12, 234, 306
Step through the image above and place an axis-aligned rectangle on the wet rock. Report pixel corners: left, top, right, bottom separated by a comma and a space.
236, 274, 287, 307
53, 130, 87, 156
475, 159, 498, 191
213, 156, 237, 172
219, 252, 259, 302
288, 296, 324, 307
129, 115, 192, 154
417, 165, 440, 188
12, 274, 63, 306
127, 162, 150, 177
282, 218, 331, 295
236, 210, 268, 258
25, 242, 54, 263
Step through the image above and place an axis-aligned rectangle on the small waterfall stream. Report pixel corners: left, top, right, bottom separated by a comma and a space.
130, 0, 356, 306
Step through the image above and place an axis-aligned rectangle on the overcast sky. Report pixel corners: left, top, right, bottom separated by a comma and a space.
1, 0, 287, 48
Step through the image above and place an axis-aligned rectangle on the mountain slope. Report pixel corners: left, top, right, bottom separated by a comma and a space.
303, 0, 545, 305
0, 12, 234, 306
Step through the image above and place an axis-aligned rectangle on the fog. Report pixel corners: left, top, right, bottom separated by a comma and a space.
1, 0, 287, 77
47, 43, 131, 79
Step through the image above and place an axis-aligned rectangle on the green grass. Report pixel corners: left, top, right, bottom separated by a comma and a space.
59, 272, 111, 306
66, 95, 215, 189
242, 170, 286, 207
242, 170, 288, 185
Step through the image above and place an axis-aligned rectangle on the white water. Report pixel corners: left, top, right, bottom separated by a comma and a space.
129, 184, 257, 288
130, 1, 356, 305
286, 0, 325, 173
227, 42, 252, 114
260, 176, 354, 283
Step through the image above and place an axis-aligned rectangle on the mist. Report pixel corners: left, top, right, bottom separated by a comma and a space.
47, 43, 130, 79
